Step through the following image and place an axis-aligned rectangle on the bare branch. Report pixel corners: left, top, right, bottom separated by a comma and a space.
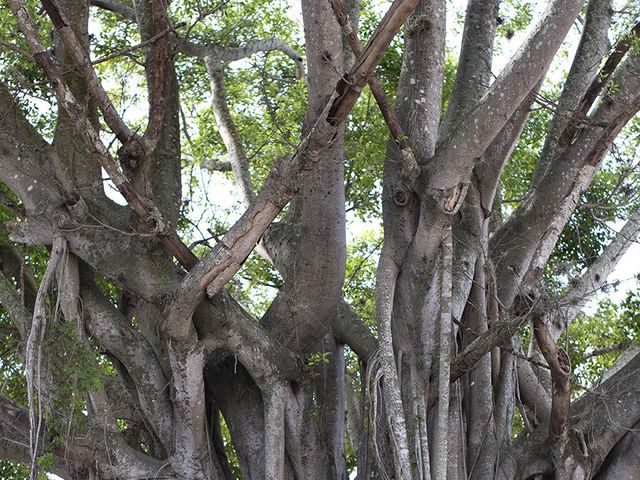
165, 0, 423, 341
41, 0, 136, 145
329, 0, 419, 180
204, 60, 255, 205
92, 22, 185, 65
90, 0, 136, 22
583, 343, 631, 360
179, 37, 304, 78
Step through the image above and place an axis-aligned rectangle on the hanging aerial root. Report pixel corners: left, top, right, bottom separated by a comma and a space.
263, 382, 287, 479
25, 236, 66, 480
374, 250, 412, 480
433, 227, 453, 480
366, 351, 391, 480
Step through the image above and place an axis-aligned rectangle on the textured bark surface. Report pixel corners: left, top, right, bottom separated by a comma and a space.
1, 0, 640, 478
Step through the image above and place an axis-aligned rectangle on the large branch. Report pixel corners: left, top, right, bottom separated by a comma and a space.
531, 0, 613, 186
165, 0, 423, 340
422, 0, 584, 196
439, 0, 499, 139
90, 0, 136, 21
81, 281, 175, 449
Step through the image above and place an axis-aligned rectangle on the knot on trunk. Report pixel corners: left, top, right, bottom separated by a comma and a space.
118, 136, 146, 171
393, 188, 410, 206
434, 183, 469, 214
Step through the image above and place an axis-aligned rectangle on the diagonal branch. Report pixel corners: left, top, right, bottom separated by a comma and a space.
165, 0, 423, 341
329, 0, 419, 181
554, 18, 640, 155
546, 204, 640, 340
41, 0, 136, 144
10, 0, 195, 269
90, 0, 136, 22
179, 37, 304, 78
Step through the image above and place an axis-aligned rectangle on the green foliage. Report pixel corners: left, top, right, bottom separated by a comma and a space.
344, 90, 386, 219
440, 52, 459, 119
359, 1, 403, 98
343, 230, 382, 331
567, 290, 640, 395
43, 321, 106, 434
36, 452, 55, 471
219, 414, 242, 478
496, 0, 534, 41
501, 91, 556, 208
306, 351, 331, 366
228, 251, 282, 318
0, 461, 29, 480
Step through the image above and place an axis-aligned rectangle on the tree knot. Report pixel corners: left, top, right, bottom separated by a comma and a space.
393, 188, 410, 206
117, 136, 146, 171
435, 183, 469, 214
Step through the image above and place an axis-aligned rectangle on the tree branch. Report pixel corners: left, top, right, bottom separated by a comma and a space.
204, 60, 255, 205
165, 0, 423, 341
81, 281, 175, 449
0, 269, 32, 339
179, 37, 304, 78
546, 204, 640, 340
90, 0, 136, 22
41, 0, 136, 145
533, 318, 570, 445
9, 0, 196, 269
329, 0, 419, 181
531, 0, 613, 186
